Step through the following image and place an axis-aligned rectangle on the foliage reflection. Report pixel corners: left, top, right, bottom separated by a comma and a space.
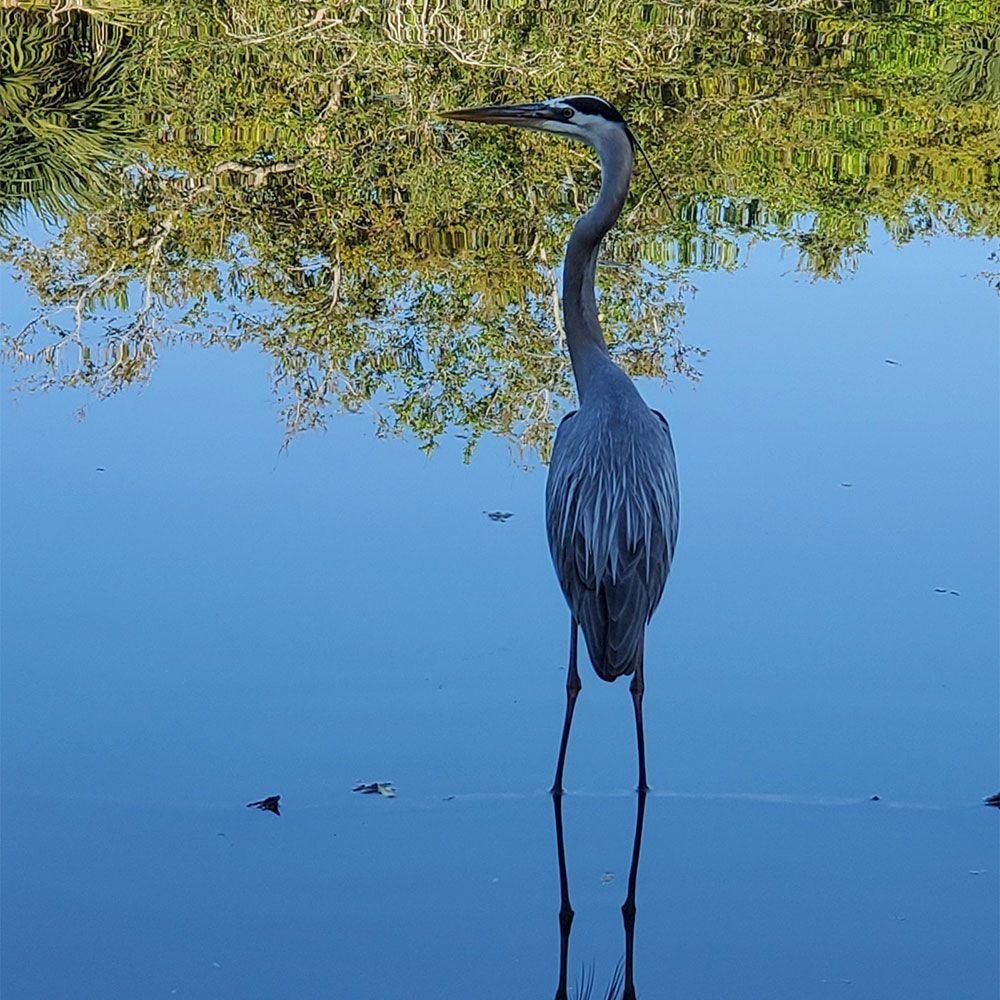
1, 1, 997, 454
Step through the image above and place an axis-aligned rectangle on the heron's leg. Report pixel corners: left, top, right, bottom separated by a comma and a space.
630, 640, 648, 793
552, 789, 574, 1000
621, 786, 648, 1000
551, 617, 580, 797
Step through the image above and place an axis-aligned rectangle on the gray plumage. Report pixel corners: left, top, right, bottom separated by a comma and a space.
546, 371, 678, 679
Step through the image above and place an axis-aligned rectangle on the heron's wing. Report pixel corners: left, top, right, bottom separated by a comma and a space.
581, 532, 652, 679
649, 410, 680, 593
553, 473, 661, 678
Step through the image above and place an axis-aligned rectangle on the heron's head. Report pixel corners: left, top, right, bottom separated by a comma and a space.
440, 95, 634, 151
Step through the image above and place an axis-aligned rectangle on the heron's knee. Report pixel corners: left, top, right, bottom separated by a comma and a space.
629, 674, 644, 696
567, 673, 581, 695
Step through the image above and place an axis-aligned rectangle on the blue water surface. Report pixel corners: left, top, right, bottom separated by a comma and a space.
2, 228, 997, 998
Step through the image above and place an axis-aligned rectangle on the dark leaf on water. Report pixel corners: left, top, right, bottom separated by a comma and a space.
246, 795, 281, 815
484, 511, 514, 522
353, 782, 396, 797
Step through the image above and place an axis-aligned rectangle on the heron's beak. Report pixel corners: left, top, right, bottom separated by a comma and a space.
439, 102, 561, 130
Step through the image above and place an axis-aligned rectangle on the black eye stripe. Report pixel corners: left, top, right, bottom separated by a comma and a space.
562, 96, 626, 123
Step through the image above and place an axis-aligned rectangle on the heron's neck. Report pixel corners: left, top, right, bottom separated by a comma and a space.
562, 130, 633, 402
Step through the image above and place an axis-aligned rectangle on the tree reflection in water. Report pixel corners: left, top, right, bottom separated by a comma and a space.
2, 2, 998, 458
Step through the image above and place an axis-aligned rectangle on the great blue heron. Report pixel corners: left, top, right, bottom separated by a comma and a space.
442, 96, 680, 797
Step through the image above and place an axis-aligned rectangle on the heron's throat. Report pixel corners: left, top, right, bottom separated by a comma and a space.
561, 135, 633, 400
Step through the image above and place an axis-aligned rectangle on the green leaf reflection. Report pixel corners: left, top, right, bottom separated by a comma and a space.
1, 1, 997, 457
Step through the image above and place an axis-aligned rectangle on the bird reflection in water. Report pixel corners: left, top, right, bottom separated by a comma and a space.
553, 789, 648, 1000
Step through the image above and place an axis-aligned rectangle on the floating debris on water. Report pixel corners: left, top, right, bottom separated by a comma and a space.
884, 358, 901, 366
484, 510, 514, 522
840, 482, 853, 488
353, 781, 396, 797
870, 795, 880, 801
600, 872, 615, 885
246, 795, 281, 815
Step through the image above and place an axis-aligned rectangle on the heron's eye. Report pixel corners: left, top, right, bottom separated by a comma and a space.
558, 107, 573, 121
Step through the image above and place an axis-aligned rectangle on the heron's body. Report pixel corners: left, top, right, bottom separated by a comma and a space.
546, 363, 678, 680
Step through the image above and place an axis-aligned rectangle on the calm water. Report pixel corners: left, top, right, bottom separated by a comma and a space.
2, 4, 999, 998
